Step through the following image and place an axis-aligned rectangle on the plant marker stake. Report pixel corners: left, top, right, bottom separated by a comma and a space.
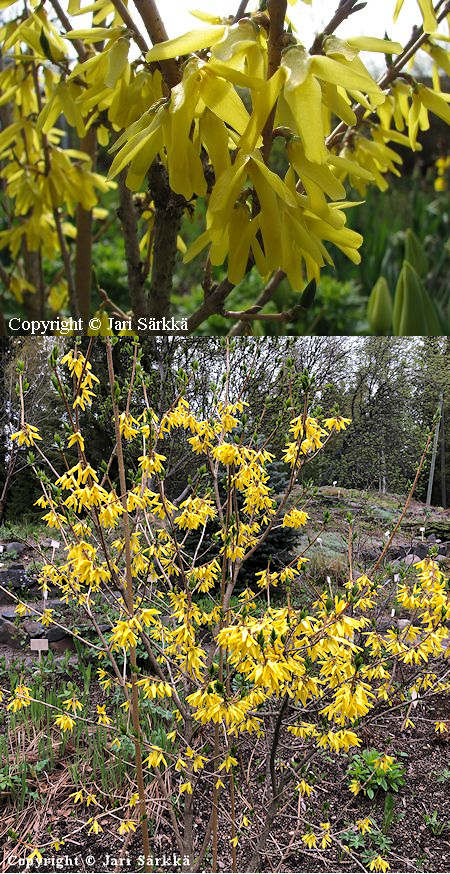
30, 638, 48, 662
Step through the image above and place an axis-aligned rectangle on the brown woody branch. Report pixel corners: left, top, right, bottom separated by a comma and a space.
228, 269, 286, 335
233, 0, 251, 23
262, 0, 288, 161
47, 0, 86, 59
310, 0, 367, 55
133, 0, 180, 88
148, 163, 186, 321
117, 173, 148, 322
108, 0, 150, 54
75, 127, 96, 323
326, 0, 450, 150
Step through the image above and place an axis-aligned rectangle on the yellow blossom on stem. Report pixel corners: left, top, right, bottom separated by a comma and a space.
87, 818, 103, 834
96, 704, 112, 725
11, 423, 42, 447
118, 819, 137, 834
55, 713, 75, 732
27, 849, 43, 864
67, 431, 85, 451
369, 855, 390, 872
7, 684, 32, 712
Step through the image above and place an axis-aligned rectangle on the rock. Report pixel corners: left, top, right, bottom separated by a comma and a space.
4, 542, 26, 554
49, 636, 75, 653
0, 567, 38, 592
41, 537, 61, 549
23, 620, 45, 637
409, 542, 429, 560
376, 615, 396, 633
0, 617, 26, 647
397, 619, 411, 633
403, 554, 423, 567
388, 545, 408, 560
46, 627, 70, 643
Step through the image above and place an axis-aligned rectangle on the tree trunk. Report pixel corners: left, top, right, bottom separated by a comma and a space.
75, 128, 97, 324
426, 392, 443, 507
440, 400, 446, 509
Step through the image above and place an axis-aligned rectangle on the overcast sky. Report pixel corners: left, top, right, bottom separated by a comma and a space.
160, 0, 420, 43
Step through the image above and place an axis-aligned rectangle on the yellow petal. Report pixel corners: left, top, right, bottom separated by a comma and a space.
284, 72, 327, 164
201, 72, 250, 135
417, 0, 437, 33
346, 36, 402, 54
393, 0, 404, 21
146, 26, 226, 62
310, 55, 384, 97
105, 37, 129, 88
65, 27, 123, 42
418, 84, 450, 124
227, 207, 253, 284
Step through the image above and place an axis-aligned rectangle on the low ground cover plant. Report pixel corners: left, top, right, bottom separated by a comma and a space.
0, 340, 448, 872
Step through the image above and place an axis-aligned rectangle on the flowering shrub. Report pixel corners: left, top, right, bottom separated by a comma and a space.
1, 340, 449, 873
0, 0, 449, 331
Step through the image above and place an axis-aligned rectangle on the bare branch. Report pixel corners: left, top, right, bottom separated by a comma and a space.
133, 0, 180, 87
326, 0, 450, 150
233, 0, 250, 23
228, 269, 286, 335
108, 0, 150, 54
148, 163, 185, 320
117, 173, 148, 322
75, 127, 96, 323
187, 277, 234, 332
310, 0, 367, 55
262, 0, 288, 160
47, 0, 87, 59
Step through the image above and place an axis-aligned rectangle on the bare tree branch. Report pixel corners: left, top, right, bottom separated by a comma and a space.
310, 0, 367, 55
108, 0, 150, 54
326, 0, 450, 150
262, 0, 288, 160
233, 0, 251, 22
133, 0, 180, 87
47, 0, 87, 59
117, 173, 148, 322
228, 269, 286, 335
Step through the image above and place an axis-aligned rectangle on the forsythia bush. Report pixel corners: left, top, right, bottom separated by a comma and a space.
2, 340, 449, 871
0, 0, 449, 331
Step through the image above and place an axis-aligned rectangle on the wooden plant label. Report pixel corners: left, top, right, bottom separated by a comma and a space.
30, 638, 49, 661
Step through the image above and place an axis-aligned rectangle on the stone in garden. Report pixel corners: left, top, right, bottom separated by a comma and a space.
0, 566, 38, 591
397, 619, 411, 632
403, 554, 423, 567
46, 626, 70, 643
409, 542, 429, 559
6, 542, 26, 554
0, 617, 26, 647
23, 619, 45, 637
49, 635, 75, 653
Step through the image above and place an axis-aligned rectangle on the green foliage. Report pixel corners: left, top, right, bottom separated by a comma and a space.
347, 749, 406, 798
366, 226, 446, 336
367, 277, 393, 335
393, 260, 443, 336
423, 810, 448, 836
